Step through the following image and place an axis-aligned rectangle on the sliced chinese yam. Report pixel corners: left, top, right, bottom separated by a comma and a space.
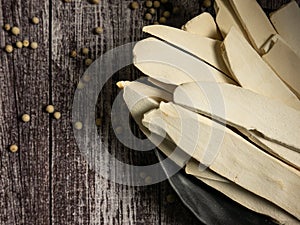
173, 82, 300, 152
270, 1, 300, 56
142, 25, 231, 77
133, 38, 236, 85
186, 159, 229, 183
221, 27, 300, 110
250, 132, 300, 171
147, 78, 176, 94
122, 81, 190, 167
182, 12, 222, 40
228, 0, 277, 53
214, 0, 249, 40
262, 35, 300, 99
197, 177, 300, 225
142, 102, 300, 219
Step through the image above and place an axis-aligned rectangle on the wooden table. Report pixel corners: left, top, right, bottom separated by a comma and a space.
0, 0, 297, 224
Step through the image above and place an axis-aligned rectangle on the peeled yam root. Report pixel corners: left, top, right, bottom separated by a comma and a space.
120, 1, 300, 223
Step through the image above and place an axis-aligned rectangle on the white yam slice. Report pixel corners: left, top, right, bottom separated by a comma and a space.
228, 0, 277, 53
221, 27, 300, 110
214, 0, 249, 40
198, 177, 300, 225
142, 25, 231, 76
133, 38, 235, 85
173, 82, 300, 152
147, 78, 177, 94
182, 12, 222, 40
142, 102, 300, 219
262, 35, 300, 99
270, 1, 300, 56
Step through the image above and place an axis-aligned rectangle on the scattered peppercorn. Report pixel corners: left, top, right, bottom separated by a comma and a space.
115, 126, 123, 135
23, 40, 30, 47
3, 24, 11, 31
5, 45, 13, 53
153, 21, 159, 25
145, 176, 152, 184
11, 26, 20, 35
70, 50, 77, 58
94, 26, 103, 34
166, 194, 176, 203
45, 105, 55, 113
148, 8, 156, 15
172, 6, 180, 15
53, 112, 61, 120
153, 1, 160, 8
89, 0, 100, 4
21, 114, 30, 122
95, 118, 102, 126
85, 58, 93, 66
74, 121, 83, 130
31, 17, 40, 24
159, 16, 167, 24
130, 1, 139, 9
77, 81, 85, 89
202, 0, 211, 8
161, 0, 168, 3
30, 42, 38, 49
83, 74, 91, 82
145, 13, 153, 21
9, 144, 18, 153
139, 172, 146, 179
145, 0, 153, 8
63, 0, 72, 2
162, 11, 171, 18
16, 41, 23, 49
82, 47, 89, 55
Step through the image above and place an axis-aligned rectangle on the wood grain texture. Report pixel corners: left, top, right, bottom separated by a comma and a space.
0, 0, 297, 225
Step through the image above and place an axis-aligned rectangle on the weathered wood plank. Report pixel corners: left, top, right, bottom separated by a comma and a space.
0, 0, 50, 224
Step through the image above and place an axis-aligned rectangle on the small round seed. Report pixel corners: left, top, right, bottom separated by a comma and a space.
9, 144, 18, 153
153, 21, 159, 25
162, 11, 171, 18
115, 126, 123, 135
161, 0, 168, 3
21, 114, 30, 122
166, 194, 176, 203
148, 8, 156, 15
95, 118, 102, 126
145, 176, 152, 184
30, 42, 38, 49
11, 26, 20, 35
89, 0, 100, 4
94, 26, 103, 34
202, 0, 211, 8
81, 47, 89, 55
172, 6, 180, 15
131, 1, 139, 9
3, 24, 11, 31
145, 0, 153, 8
70, 50, 77, 58
16, 41, 23, 49
74, 121, 83, 130
159, 16, 167, 24
144, 13, 153, 21
53, 112, 61, 120
32, 17, 39, 24
63, 0, 72, 2
83, 74, 91, 82
5, 45, 13, 53
77, 81, 85, 89
23, 40, 30, 47
85, 58, 93, 66
139, 172, 146, 179
153, 1, 160, 8
45, 105, 55, 113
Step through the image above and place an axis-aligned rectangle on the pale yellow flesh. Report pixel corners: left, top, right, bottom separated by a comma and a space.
147, 78, 176, 94
270, 1, 300, 56
198, 177, 300, 225
228, 0, 277, 53
214, 0, 249, 41
221, 27, 300, 110
262, 35, 300, 99
174, 82, 300, 153
182, 12, 222, 40
142, 102, 300, 219
142, 25, 231, 77
133, 37, 235, 85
